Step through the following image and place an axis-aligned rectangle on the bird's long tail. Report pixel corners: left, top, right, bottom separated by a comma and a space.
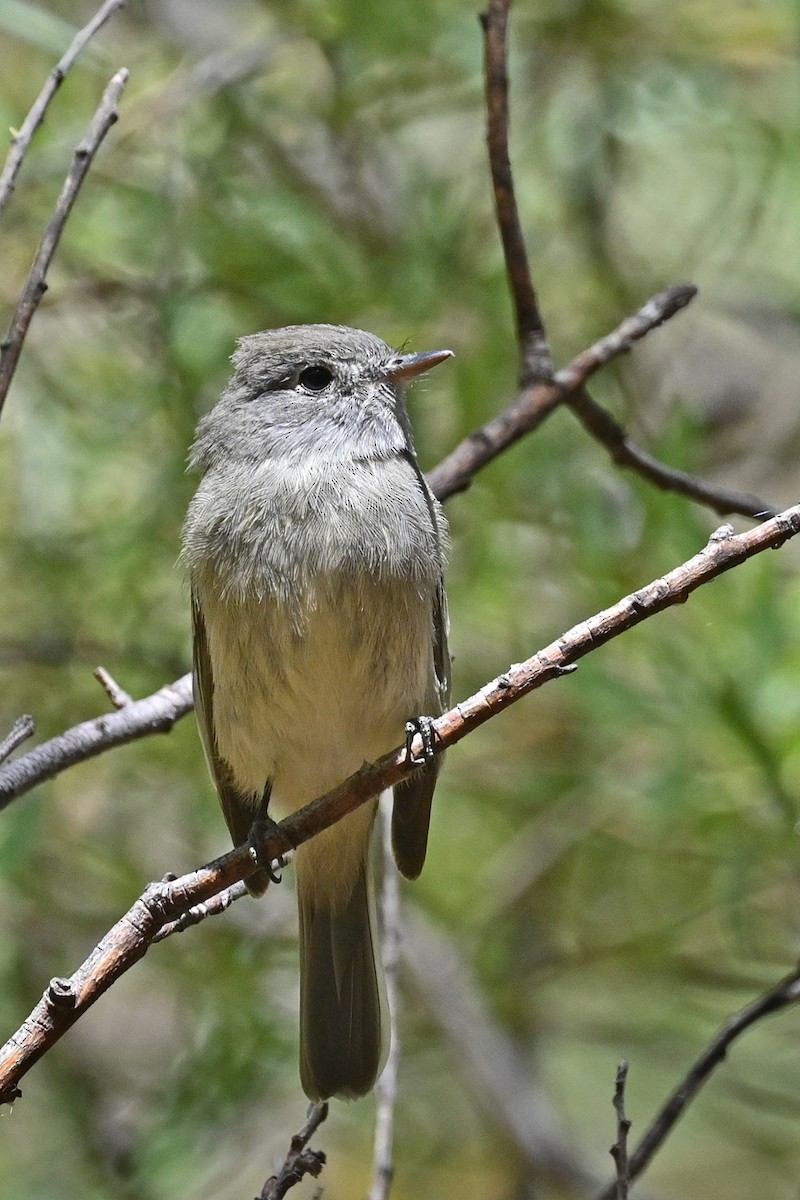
297, 833, 388, 1101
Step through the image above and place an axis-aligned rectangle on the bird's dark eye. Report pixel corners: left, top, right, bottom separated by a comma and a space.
298, 365, 334, 391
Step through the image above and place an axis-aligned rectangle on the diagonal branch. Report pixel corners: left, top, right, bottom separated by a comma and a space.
480, 0, 552, 383
429, 283, 696, 499
2, 507, 799, 1104
609, 1062, 631, 1200
428, 281, 775, 518
152, 880, 248, 943
473, 0, 776, 523
259, 1102, 329, 1199
565, 387, 773, 519
594, 963, 800, 1200
0, 0, 127, 221
0, 67, 129, 420
0, 673, 192, 809
0, 715, 35, 766
405, 906, 596, 1194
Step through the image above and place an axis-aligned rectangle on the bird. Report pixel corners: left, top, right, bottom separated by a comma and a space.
182, 324, 451, 1100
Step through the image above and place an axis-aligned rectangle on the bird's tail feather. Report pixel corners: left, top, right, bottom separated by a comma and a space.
298, 854, 388, 1101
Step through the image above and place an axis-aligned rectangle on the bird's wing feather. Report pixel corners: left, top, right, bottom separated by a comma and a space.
192, 589, 270, 866
391, 457, 451, 880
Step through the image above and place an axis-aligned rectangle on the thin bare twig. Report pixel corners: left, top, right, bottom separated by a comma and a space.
0, 67, 129, 419
0, 673, 193, 808
480, 0, 551, 383
559, 291, 774, 517
258, 1102, 328, 1200
566, 387, 774, 519
3, 509, 799, 1105
93, 666, 133, 709
470, 0, 776, 523
0, 0, 127, 220
0, 716, 35, 766
428, 282, 775, 518
595, 964, 800, 1200
369, 795, 402, 1200
610, 1062, 631, 1200
429, 283, 691, 499
152, 880, 248, 943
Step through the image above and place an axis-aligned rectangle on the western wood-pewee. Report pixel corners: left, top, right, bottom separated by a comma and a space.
182, 324, 451, 1100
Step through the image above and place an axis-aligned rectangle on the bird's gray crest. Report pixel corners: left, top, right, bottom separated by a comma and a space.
189, 324, 449, 471
232, 323, 394, 384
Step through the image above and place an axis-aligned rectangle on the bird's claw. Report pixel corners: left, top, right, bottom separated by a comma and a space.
248, 815, 288, 884
405, 716, 437, 767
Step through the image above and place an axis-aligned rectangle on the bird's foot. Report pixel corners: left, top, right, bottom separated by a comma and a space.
404, 716, 437, 767
248, 814, 290, 884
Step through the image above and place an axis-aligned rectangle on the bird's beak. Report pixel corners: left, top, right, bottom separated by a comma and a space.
381, 348, 454, 383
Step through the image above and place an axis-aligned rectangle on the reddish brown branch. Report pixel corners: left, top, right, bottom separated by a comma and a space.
0, 0, 127, 220
473, 1, 775, 523
0, 68, 129, 419
0, 880, 174, 1102
2, 508, 799, 1105
595, 964, 800, 1200
480, 0, 551, 383
152, 880, 248, 943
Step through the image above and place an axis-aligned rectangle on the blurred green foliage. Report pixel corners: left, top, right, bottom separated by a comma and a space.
1, 1, 800, 1197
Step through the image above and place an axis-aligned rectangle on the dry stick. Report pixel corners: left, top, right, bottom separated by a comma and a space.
259, 1102, 329, 1200
2, 507, 800, 1105
428, 281, 775, 519
369, 796, 402, 1200
0, 716, 35, 766
430, 283, 694, 500
0, 0, 127, 220
0, 673, 192, 810
480, 0, 552, 382
610, 1062, 631, 1200
566, 387, 773, 519
0, 68, 129, 419
0, 286, 693, 808
0, 859, 253, 1104
594, 964, 800, 1200
93, 665, 133, 709
472, 0, 776, 523
152, 880, 248, 944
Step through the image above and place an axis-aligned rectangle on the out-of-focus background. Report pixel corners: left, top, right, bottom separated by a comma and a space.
2, 2, 800, 1197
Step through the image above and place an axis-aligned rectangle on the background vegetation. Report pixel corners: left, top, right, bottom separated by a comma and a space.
2, 1, 800, 1197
